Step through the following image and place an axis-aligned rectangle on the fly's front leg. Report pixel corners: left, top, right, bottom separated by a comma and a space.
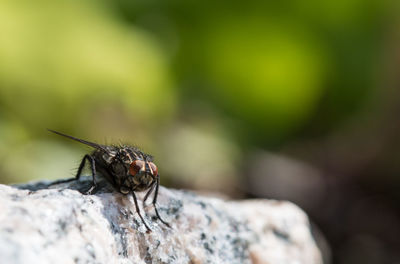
132, 191, 151, 233
152, 175, 170, 227
142, 183, 156, 208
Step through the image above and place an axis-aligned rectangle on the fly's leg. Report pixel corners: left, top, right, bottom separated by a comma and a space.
132, 191, 151, 233
142, 183, 156, 208
152, 175, 170, 227
50, 154, 97, 195
84, 155, 97, 195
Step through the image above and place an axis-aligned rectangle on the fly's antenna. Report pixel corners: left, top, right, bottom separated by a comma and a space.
48, 129, 109, 152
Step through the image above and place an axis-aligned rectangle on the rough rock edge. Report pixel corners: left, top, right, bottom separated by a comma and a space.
0, 177, 323, 264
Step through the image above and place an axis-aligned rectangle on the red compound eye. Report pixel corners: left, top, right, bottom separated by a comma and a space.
149, 162, 158, 176
129, 160, 145, 176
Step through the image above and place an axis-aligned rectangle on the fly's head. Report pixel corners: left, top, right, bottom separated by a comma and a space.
105, 146, 158, 194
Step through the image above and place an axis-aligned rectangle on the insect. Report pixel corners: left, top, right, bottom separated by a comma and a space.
48, 129, 170, 232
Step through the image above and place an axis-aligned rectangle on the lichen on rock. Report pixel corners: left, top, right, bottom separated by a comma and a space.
0, 178, 323, 264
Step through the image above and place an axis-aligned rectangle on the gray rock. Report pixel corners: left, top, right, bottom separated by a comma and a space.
0, 178, 323, 264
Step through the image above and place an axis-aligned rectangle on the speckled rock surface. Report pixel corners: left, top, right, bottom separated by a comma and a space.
0, 178, 323, 264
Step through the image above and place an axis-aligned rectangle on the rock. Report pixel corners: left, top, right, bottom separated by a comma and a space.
0, 177, 323, 264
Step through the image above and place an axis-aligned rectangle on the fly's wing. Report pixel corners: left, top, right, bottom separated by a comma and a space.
48, 129, 109, 152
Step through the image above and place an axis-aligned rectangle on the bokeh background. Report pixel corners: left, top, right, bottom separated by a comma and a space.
1, 0, 400, 263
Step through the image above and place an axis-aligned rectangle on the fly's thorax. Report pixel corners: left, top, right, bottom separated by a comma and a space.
91, 147, 117, 165
94, 147, 132, 176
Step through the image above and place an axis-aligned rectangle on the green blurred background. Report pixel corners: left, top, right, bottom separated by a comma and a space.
0, 0, 399, 263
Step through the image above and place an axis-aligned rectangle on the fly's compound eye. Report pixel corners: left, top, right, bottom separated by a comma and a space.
149, 162, 158, 176
129, 160, 145, 176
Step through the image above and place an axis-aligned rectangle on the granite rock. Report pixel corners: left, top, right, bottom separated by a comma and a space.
0, 178, 323, 264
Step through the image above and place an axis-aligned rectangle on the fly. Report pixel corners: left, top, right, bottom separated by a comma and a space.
48, 129, 170, 232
